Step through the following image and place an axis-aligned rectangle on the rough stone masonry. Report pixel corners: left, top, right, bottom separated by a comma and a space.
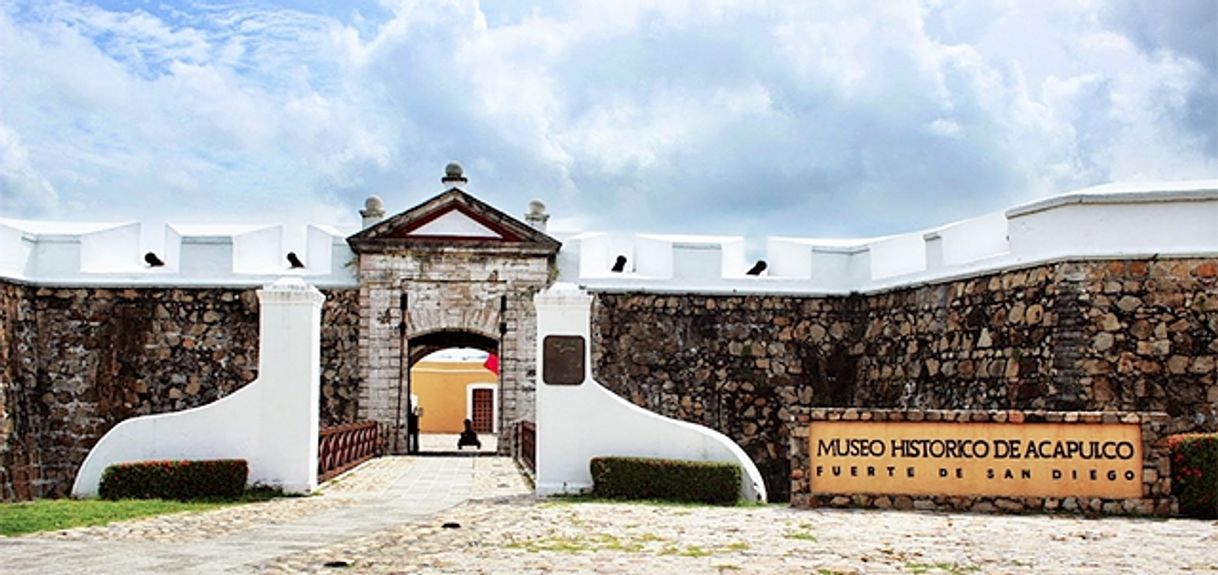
591, 258, 1218, 501
0, 283, 360, 500
2, 256, 1215, 502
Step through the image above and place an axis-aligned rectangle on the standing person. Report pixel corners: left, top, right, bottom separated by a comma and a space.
407, 404, 421, 454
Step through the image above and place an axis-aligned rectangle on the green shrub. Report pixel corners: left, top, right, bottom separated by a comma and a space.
1167, 434, 1218, 519
590, 456, 741, 505
99, 459, 248, 501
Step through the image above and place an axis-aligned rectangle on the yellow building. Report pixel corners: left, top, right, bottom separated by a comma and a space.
410, 359, 498, 434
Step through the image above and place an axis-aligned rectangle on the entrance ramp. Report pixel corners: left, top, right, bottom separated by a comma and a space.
72, 278, 324, 496
534, 284, 767, 503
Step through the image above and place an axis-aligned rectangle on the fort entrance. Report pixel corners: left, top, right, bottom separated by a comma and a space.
405, 333, 500, 454
347, 166, 559, 454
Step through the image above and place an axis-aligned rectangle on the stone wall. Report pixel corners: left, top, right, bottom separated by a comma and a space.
0, 281, 38, 500
320, 289, 362, 426
591, 293, 851, 501
0, 283, 361, 500
853, 260, 1218, 425
591, 257, 1218, 502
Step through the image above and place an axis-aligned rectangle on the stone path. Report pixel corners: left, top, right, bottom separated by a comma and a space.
419, 433, 498, 454
4, 458, 1218, 574
263, 497, 1218, 575
0, 456, 490, 574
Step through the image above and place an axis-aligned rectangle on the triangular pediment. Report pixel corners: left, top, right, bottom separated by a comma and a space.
348, 188, 561, 254
408, 208, 504, 239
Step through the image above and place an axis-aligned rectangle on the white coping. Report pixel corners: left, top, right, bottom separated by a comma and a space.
559, 180, 1218, 295
1005, 180, 1218, 217
2, 180, 1216, 292
0, 219, 358, 288
534, 283, 768, 502
72, 277, 324, 496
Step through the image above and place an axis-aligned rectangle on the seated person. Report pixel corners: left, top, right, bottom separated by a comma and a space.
457, 418, 482, 450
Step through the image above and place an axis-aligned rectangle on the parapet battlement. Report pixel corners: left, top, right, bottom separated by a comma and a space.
2, 180, 1216, 292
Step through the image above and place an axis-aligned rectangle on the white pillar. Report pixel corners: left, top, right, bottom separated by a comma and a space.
254, 277, 325, 493
534, 285, 592, 494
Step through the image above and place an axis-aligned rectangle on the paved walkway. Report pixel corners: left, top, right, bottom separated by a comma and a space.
418, 433, 498, 454
263, 496, 1218, 575
5, 458, 1218, 574
0, 456, 511, 574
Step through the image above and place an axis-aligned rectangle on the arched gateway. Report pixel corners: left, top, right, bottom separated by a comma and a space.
347, 166, 560, 454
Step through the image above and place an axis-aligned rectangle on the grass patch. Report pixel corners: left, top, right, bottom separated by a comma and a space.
505, 536, 590, 554
785, 530, 817, 541
1, 499, 224, 536
0, 489, 284, 537
505, 532, 662, 554
906, 562, 981, 575
661, 544, 713, 557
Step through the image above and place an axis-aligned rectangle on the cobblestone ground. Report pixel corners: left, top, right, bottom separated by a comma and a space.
6, 457, 1218, 574
266, 463, 1218, 575
317, 457, 417, 496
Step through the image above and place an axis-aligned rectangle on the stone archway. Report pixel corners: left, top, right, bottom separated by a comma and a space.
408, 330, 499, 368
405, 329, 500, 450
348, 172, 559, 454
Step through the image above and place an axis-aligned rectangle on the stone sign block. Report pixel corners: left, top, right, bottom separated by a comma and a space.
809, 420, 1142, 498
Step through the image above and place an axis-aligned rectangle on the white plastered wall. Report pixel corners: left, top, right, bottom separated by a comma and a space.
557, 182, 1218, 294
534, 283, 768, 502
1007, 196, 1218, 261
72, 277, 324, 496
80, 223, 143, 273
0, 218, 358, 288
0, 222, 32, 278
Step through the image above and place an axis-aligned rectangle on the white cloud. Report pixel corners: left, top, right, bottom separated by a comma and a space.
926, 119, 964, 139
0, 0, 1212, 236
0, 123, 59, 213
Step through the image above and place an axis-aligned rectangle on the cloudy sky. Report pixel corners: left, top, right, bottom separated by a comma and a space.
0, 0, 1214, 238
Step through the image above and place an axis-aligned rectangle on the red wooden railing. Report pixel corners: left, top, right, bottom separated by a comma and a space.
318, 421, 382, 482
516, 420, 536, 474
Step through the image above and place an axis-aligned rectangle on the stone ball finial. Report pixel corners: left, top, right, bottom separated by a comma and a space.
364, 195, 384, 212
441, 162, 469, 186
524, 198, 549, 231
360, 195, 386, 228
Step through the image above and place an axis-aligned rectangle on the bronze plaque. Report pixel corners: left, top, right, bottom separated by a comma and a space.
543, 335, 585, 385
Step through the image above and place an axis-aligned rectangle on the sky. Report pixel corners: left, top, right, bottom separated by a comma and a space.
0, 0, 1215, 238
